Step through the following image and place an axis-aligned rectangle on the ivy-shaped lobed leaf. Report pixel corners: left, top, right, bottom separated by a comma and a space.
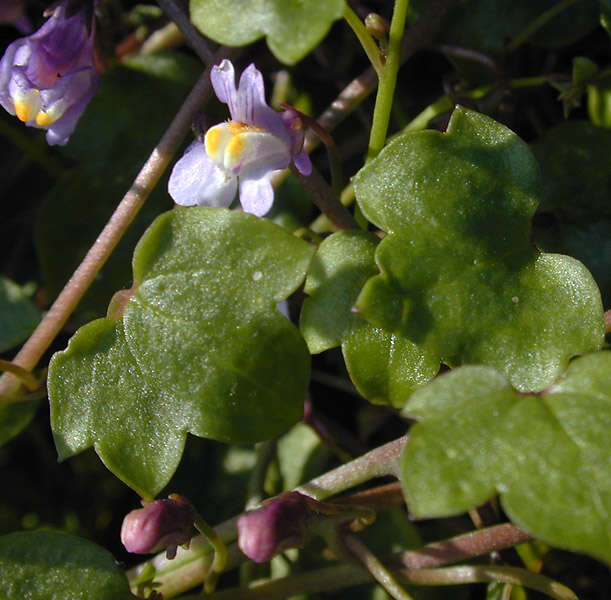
189, 0, 345, 65
353, 107, 604, 392
300, 231, 438, 407
399, 352, 611, 563
48, 207, 314, 498
0, 530, 132, 599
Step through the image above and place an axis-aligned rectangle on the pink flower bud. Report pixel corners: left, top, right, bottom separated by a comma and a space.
237, 492, 310, 563
121, 494, 195, 559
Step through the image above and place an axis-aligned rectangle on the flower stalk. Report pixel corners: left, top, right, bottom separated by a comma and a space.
366, 0, 410, 161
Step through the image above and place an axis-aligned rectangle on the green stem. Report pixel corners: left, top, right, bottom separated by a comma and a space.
403, 75, 553, 133
0, 359, 40, 391
344, 534, 415, 600
343, 5, 384, 75
193, 515, 229, 593
185, 560, 575, 600
504, 0, 583, 54
366, 0, 410, 161
395, 565, 577, 600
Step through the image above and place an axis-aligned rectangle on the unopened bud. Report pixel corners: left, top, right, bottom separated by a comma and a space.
121, 494, 195, 559
237, 492, 310, 563
364, 13, 389, 41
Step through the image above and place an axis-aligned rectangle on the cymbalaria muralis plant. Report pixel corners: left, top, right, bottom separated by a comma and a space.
0, 1, 609, 599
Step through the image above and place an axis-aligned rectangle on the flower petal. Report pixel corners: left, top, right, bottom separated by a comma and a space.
224, 129, 290, 179
168, 141, 237, 207
239, 174, 275, 217
292, 149, 312, 176
210, 59, 237, 115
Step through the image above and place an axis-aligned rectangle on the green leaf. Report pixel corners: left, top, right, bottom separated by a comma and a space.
189, 0, 345, 65
353, 107, 604, 392
49, 207, 314, 497
0, 277, 40, 353
300, 231, 438, 407
0, 530, 131, 600
400, 352, 611, 562
35, 52, 200, 322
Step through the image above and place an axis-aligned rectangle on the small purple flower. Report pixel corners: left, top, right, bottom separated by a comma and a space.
237, 492, 310, 563
168, 59, 312, 217
0, 0, 98, 145
121, 494, 196, 559
0, 0, 32, 33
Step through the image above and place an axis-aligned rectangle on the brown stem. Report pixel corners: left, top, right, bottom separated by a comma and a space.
390, 523, 531, 569
289, 164, 359, 230
335, 481, 405, 511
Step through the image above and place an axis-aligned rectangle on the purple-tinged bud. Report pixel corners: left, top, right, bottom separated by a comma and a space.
0, 0, 99, 145
237, 492, 310, 563
121, 494, 196, 559
0, 0, 32, 33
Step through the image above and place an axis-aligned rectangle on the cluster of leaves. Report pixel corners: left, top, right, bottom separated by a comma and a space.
0, 0, 610, 599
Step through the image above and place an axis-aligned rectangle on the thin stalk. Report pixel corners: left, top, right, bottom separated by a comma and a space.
343, 5, 384, 75
0, 359, 40, 391
295, 435, 407, 500
289, 164, 358, 230
504, 0, 582, 54
0, 50, 237, 402
402, 75, 553, 133
193, 514, 229, 593
344, 533, 415, 600
191, 555, 574, 600
395, 565, 578, 600
366, 0, 410, 161
156, 0, 216, 63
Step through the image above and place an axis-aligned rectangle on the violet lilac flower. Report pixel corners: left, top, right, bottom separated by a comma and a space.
0, 0, 98, 145
168, 59, 312, 217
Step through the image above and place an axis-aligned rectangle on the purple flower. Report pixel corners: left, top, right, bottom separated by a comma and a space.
0, 0, 98, 145
121, 495, 196, 559
168, 59, 312, 217
0, 0, 32, 33
237, 492, 311, 563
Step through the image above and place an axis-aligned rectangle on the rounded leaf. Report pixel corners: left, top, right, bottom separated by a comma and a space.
0, 530, 131, 600
49, 207, 314, 497
189, 0, 345, 65
353, 107, 604, 392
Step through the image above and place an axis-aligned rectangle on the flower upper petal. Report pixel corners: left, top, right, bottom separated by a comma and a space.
239, 174, 275, 217
168, 141, 237, 207
211, 60, 291, 147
